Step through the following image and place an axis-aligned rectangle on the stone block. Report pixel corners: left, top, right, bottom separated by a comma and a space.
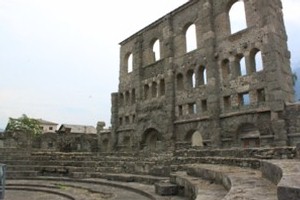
278, 175, 300, 200
296, 143, 300, 159
155, 182, 178, 196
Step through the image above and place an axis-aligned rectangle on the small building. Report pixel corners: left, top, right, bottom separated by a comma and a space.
36, 119, 58, 133
58, 124, 97, 134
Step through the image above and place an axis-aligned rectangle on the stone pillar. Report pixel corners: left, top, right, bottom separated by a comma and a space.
271, 112, 288, 146
199, 0, 221, 148
110, 93, 119, 151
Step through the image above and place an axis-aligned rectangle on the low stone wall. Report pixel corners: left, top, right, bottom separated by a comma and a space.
261, 160, 300, 200
175, 146, 296, 159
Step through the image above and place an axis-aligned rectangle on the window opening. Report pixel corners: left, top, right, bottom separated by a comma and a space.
255, 51, 263, 71
240, 56, 247, 76
239, 92, 250, 106
229, 0, 247, 34
222, 59, 230, 80
186, 24, 197, 52
188, 103, 197, 114
203, 68, 207, 85
127, 53, 133, 73
198, 65, 207, 85
187, 70, 195, 88
153, 39, 160, 61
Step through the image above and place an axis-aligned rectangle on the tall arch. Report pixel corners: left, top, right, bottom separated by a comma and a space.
250, 48, 263, 72
126, 53, 133, 73
229, 0, 247, 34
141, 128, 161, 151
152, 39, 160, 61
198, 65, 207, 86
221, 59, 230, 81
185, 23, 197, 52
187, 69, 196, 88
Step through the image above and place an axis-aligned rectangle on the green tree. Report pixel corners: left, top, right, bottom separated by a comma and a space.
5, 114, 42, 136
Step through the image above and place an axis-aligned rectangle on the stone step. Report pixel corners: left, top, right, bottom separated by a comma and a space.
6, 171, 38, 179
174, 147, 296, 159
172, 156, 261, 170
261, 160, 300, 200
1, 160, 32, 166
0, 155, 31, 160
7, 165, 35, 171
90, 173, 168, 185
170, 171, 227, 200
183, 163, 277, 200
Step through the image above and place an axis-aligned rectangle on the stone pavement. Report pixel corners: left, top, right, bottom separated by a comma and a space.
5, 178, 188, 200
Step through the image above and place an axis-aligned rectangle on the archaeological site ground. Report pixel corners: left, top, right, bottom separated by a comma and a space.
1, 0, 300, 199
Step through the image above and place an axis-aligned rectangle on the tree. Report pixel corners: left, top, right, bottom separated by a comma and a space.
5, 114, 42, 136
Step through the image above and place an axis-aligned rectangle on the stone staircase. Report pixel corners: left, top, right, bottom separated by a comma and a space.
1, 147, 300, 200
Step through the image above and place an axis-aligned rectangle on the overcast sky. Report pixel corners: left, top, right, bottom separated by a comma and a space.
0, 0, 299, 129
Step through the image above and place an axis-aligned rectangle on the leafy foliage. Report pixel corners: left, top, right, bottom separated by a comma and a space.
5, 114, 42, 136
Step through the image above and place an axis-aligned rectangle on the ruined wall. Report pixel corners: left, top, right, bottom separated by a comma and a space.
111, 0, 296, 151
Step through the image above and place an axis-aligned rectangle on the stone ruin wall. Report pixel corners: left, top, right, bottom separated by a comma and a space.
108, 0, 298, 152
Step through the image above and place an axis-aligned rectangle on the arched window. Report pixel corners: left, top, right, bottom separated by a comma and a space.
221, 59, 230, 80
249, 49, 263, 73
229, 0, 247, 34
254, 50, 263, 72
127, 53, 133, 73
239, 56, 247, 76
152, 39, 160, 61
177, 73, 184, 91
198, 65, 207, 86
187, 70, 196, 88
152, 82, 158, 98
185, 24, 197, 52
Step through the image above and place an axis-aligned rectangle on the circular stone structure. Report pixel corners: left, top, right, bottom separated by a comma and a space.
5, 179, 155, 200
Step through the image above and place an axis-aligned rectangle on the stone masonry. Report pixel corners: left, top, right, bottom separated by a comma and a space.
107, 0, 298, 152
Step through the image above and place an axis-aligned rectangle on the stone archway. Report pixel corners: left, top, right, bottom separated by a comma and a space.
185, 130, 204, 147
237, 123, 260, 148
141, 128, 161, 151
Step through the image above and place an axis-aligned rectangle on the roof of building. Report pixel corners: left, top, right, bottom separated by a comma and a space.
36, 119, 58, 125
58, 124, 97, 134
